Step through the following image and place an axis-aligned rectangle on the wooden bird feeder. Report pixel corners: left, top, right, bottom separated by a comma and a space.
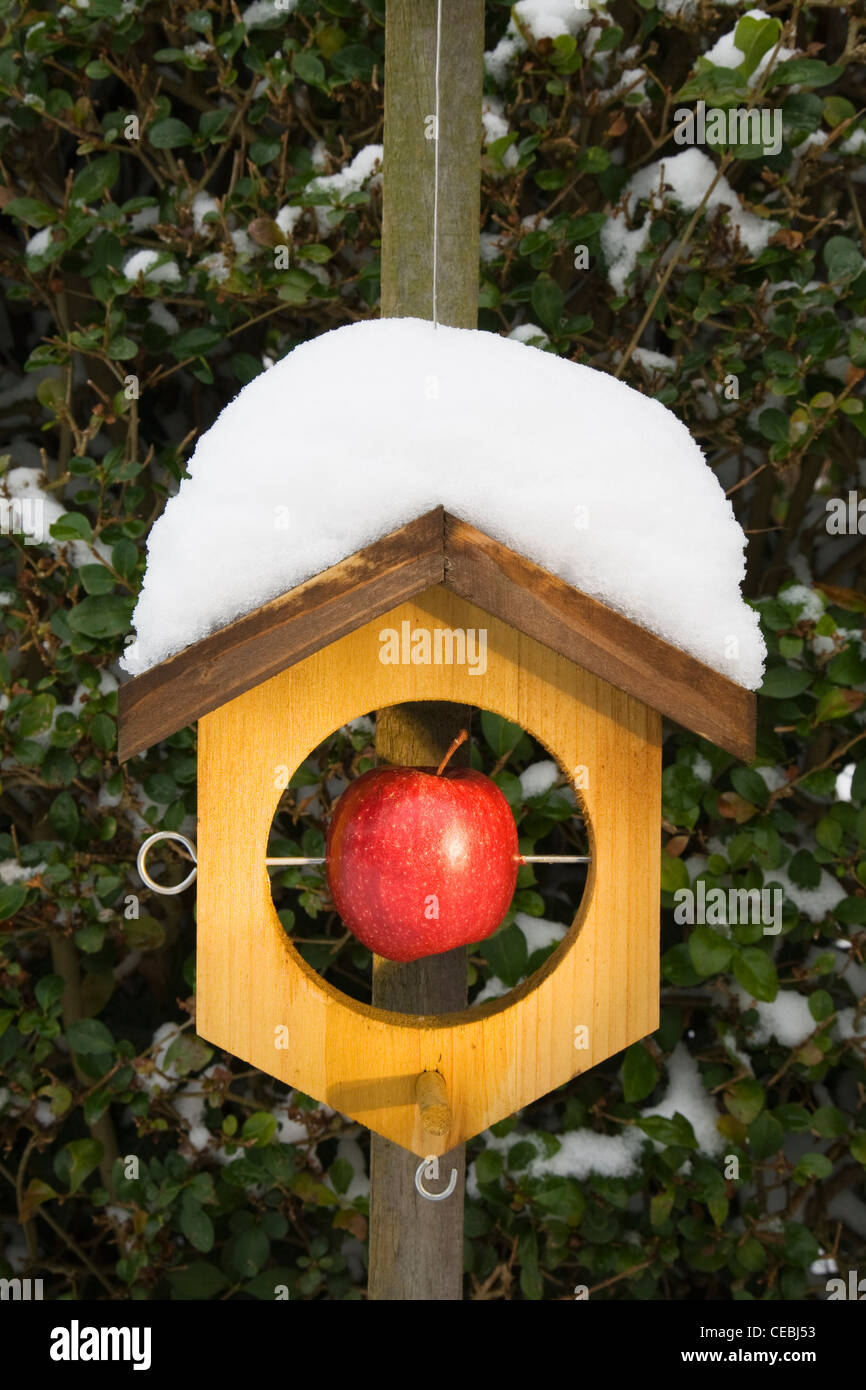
118, 506, 755, 1159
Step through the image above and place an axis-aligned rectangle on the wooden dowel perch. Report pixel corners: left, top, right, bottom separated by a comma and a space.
416, 1070, 451, 1137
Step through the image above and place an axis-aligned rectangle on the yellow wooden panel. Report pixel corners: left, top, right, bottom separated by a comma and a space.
196, 586, 661, 1156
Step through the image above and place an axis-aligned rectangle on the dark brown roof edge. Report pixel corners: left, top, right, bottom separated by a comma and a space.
443, 515, 755, 762
117, 506, 756, 762
117, 508, 446, 761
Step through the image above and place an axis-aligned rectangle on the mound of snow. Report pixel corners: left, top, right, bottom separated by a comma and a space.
121, 318, 765, 687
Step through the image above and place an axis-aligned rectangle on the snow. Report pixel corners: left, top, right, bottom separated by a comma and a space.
484, 0, 600, 83
602, 148, 778, 295
703, 10, 796, 87
242, 0, 293, 28
276, 204, 303, 238
515, 0, 597, 41
515, 911, 568, 955
640, 1043, 724, 1155
756, 764, 787, 793
738, 986, 815, 1047
149, 302, 179, 335
25, 228, 52, 257
0, 859, 46, 884
123, 249, 181, 285
779, 583, 824, 623
519, 760, 560, 798
508, 322, 549, 346
502, 1043, 722, 1185
768, 867, 845, 923
122, 318, 765, 689
192, 193, 220, 233
631, 347, 676, 373
308, 145, 382, 234
474, 974, 508, 1003
2, 466, 109, 566
129, 205, 159, 233
482, 97, 518, 170
528, 1125, 644, 1181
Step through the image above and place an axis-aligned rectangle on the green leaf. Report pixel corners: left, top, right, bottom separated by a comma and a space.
331, 44, 377, 82
329, 1157, 354, 1195
808, 989, 834, 1022
637, 1112, 697, 1148
180, 1195, 215, 1252
164, 1033, 213, 1075
725, 1079, 765, 1125
759, 666, 811, 699
4, 197, 55, 227
66, 1018, 115, 1055
167, 1261, 230, 1299
0, 883, 28, 921
827, 646, 866, 685
792, 1151, 832, 1183
480, 710, 525, 759
733, 15, 782, 78
70, 153, 119, 204
783, 1222, 819, 1265
621, 1042, 657, 1103
757, 408, 789, 443
824, 235, 865, 285
35, 974, 65, 1010
730, 767, 769, 807
689, 925, 733, 977
533, 1177, 585, 1226
50, 512, 92, 543
518, 1229, 543, 1300
766, 59, 843, 89
294, 52, 326, 85
733, 948, 778, 1002
228, 1226, 269, 1279
660, 853, 689, 894
19, 1178, 59, 1223
49, 791, 80, 841
530, 275, 563, 332
748, 1111, 783, 1159
67, 595, 134, 639
78, 564, 115, 596
149, 118, 194, 149
89, 713, 116, 751
478, 922, 527, 988
475, 1150, 503, 1185
241, 1112, 278, 1147
660, 943, 702, 987
65, 1138, 103, 1193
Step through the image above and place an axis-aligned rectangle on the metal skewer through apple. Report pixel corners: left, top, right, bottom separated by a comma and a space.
138, 730, 588, 961
268, 729, 589, 867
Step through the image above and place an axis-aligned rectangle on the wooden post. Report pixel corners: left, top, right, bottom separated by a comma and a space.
369, 0, 484, 1301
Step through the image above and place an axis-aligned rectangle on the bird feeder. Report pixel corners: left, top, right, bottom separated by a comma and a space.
118, 438, 756, 1157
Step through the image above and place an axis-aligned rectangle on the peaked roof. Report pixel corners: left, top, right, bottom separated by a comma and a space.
117, 507, 755, 763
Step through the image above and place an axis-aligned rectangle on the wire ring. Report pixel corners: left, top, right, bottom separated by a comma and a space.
414, 1158, 458, 1202
137, 831, 198, 896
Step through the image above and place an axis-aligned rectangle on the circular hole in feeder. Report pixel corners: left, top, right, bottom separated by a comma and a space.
266, 707, 590, 1011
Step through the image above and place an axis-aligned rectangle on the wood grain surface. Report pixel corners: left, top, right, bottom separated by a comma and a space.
195, 587, 662, 1156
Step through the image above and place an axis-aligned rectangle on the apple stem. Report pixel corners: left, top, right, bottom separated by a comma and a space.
435, 728, 468, 776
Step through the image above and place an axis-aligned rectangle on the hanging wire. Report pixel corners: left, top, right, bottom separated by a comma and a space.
432, 0, 443, 328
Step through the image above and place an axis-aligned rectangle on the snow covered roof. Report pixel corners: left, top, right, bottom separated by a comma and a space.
122, 317, 763, 689
117, 317, 763, 758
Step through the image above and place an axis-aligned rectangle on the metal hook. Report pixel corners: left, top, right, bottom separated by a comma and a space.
414, 1156, 458, 1202
137, 831, 198, 895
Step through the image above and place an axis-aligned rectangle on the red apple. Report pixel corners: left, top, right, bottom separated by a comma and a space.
325, 745, 518, 963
